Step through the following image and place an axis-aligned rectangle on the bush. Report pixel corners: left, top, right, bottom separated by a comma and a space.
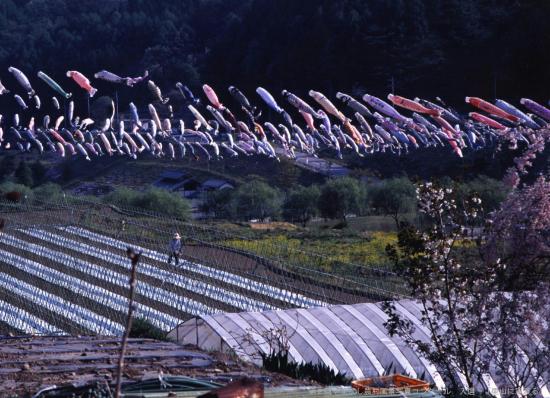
130, 317, 168, 341
33, 183, 65, 203
262, 351, 350, 385
0, 181, 34, 201
103, 187, 191, 220
103, 187, 141, 208
135, 188, 191, 220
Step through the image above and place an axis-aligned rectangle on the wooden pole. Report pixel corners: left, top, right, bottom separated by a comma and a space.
115, 250, 140, 398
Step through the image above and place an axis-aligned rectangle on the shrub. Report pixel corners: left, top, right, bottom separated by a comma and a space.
33, 183, 64, 203
103, 187, 141, 208
0, 182, 33, 201
135, 188, 191, 220
129, 317, 168, 341
103, 187, 191, 220
262, 351, 350, 385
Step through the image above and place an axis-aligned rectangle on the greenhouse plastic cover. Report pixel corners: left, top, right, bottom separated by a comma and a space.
169, 300, 549, 398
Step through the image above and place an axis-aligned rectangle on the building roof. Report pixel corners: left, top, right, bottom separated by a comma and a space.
153, 170, 191, 190
201, 179, 234, 189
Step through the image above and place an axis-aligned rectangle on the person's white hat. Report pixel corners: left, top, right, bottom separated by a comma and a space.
174, 233, 181, 239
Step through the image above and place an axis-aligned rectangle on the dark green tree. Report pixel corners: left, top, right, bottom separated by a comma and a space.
273, 158, 300, 188
230, 179, 282, 221
317, 177, 364, 221
370, 177, 416, 227
283, 185, 320, 226
0, 0, 547, 118
456, 175, 509, 213
59, 160, 74, 183
200, 188, 233, 219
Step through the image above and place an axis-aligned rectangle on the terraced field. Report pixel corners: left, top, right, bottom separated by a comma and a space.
0, 200, 407, 336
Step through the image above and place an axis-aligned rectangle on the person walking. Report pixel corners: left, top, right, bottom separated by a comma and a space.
168, 232, 182, 266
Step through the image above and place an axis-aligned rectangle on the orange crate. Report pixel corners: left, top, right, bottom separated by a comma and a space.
352, 374, 431, 395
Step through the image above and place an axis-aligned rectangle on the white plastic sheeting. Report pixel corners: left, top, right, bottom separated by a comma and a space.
0, 239, 183, 332
0, 298, 63, 335
0, 272, 124, 336
61, 226, 328, 308
169, 301, 547, 396
0, 225, 326, 337
20, 229, 224, 316
169, 301, 443, 383
26, 228, 272, 312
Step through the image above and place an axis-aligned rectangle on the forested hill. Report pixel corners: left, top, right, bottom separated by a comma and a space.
0, 0, 549, 106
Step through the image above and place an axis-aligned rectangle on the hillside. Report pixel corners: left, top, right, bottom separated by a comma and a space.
1, 0, 549, 117
0, 198, 405, 337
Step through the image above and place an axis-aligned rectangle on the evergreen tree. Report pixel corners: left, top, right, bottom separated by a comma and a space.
0, 0, 547, 114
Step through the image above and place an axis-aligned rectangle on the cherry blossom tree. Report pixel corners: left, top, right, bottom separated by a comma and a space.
384, 128, 550, 394
485, 176, 550, 290
384, 181, 549, 394
384, 183, 497, 390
